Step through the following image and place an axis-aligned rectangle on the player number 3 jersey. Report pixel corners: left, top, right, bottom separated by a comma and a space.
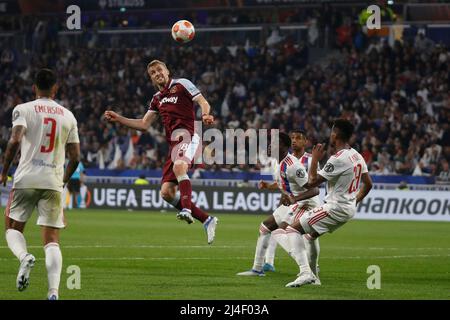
11, 98, 79, 192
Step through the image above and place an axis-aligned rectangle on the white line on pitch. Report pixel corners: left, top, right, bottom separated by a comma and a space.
0, 245, 449, 250
0, 254, 448, 262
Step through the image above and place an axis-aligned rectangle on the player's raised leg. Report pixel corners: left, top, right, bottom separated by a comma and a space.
4, 190, 36, 292
5, 219, 36, 292
160, 180, 218, 244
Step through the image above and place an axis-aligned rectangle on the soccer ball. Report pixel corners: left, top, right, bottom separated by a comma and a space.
171, 20, 195, 43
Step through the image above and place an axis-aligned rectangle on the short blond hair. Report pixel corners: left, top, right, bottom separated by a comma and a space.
147, 59, 168, 70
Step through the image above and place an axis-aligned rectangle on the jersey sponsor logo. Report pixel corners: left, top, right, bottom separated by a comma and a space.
160, 96, 179, 104
12, 110, 20, 121
296, 169, 305, 178
324, 163, 334, 173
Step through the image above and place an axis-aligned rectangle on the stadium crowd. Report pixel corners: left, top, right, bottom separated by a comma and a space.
0, 19, 449, 180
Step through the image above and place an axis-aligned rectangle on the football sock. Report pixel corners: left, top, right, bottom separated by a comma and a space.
286, 226, 312, 274
44, 242, 62, 298
192, 204, 209, 223
252, 223, 271, 272
272, 228, 291, 254
170, 191, 209, 223
5, 229, 28, 262
169, 192, 182, 210
177, 174, 192, 210
305, 234, 320, 276
264, 234, 277, 266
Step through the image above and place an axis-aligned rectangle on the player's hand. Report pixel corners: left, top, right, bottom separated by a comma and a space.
202, 114, 214, 125
312, 143, 326, 161
104, 110, 120, 123
280, 194, 291, 206
1, 172, 8, 187
258, 180, 269, 189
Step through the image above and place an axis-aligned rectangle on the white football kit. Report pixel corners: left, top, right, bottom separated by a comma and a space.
5, 98, 79, 228
272, 153, 320, 226
299, 148, 368, 235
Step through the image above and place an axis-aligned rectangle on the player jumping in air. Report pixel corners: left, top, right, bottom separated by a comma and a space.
2, 69, 81, 300
284, 118, 373, 287
104, 60, 218, 244
262, 130, 321, 280
237, 132, 320, 279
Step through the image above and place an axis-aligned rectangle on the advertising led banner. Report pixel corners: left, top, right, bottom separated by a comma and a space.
79, 184, 450, 222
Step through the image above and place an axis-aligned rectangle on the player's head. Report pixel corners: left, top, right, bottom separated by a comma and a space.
290, 130, 307, 152
33, 68, 57, 98
147, 60, 170, 88
330, 118, 354, 145
268, 132, 291, 159
278, 132, 292, 157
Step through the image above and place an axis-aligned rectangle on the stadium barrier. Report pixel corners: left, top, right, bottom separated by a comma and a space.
57, 183, 450, 222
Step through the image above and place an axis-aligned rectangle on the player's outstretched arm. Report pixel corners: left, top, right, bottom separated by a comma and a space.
258, 180, 278, 190
304, 143, 327, 189
1, 125, 25, 186
104, 110, 157, 131
356, 172, 373, 206
63, 143, 81, 185
193, 94, 214, 125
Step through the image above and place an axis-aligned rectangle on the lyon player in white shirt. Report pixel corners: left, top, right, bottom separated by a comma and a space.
237, 132, 320, 277
285, 118, 373, 288
262, 130, 321, 280
1, 69, 80, 300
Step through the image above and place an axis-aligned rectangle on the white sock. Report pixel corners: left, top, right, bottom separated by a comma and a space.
272, 228, 291, 254
252, 223, 271, 272
44, 242, 62, 298
264, 235, 277, 266
286, 226, 312, 275
5, 229, 28, 262
304, 234, 320, 276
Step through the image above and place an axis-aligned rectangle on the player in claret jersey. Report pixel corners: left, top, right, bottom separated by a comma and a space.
1, 69, 81, 300
284, 118, 373, 288
105, 60, 218, 244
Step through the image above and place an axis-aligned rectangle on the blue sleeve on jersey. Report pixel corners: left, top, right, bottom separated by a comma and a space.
176, 78, 200, 98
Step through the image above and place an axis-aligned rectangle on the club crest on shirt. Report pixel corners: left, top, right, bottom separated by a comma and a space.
296, 169, 305, 178
324, 163, 334, 173
12, 110, 20, 122
170, 86, 178, 94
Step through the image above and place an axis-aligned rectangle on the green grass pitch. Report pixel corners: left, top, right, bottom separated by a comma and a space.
0, 208, 449, 300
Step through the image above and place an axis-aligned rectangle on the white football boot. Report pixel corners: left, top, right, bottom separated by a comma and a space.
236, 269, 265, 277
176, 208, 194, 224
203, 216, 218, 244
17, 253, 35, 292
286, 271, 317, 288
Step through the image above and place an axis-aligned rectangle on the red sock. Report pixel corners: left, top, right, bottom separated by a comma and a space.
191, 203, 209, 223
172, 199, 208, 223
178, 179, 192, 210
